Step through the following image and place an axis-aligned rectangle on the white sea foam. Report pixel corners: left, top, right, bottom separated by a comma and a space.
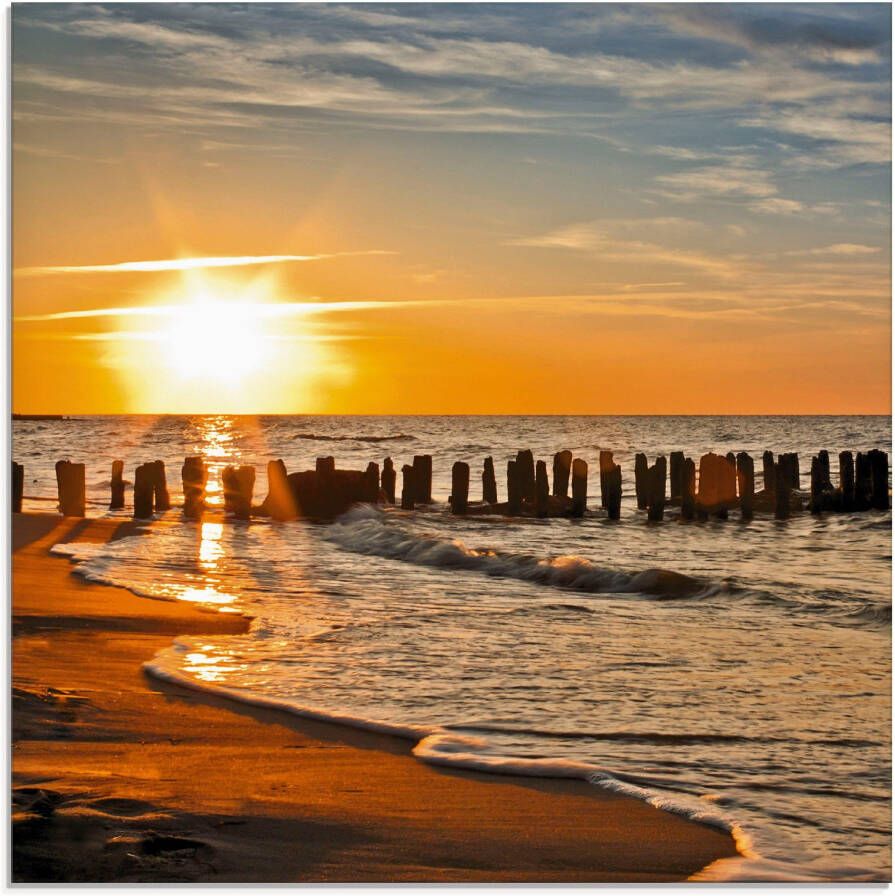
325, 506, 717, 599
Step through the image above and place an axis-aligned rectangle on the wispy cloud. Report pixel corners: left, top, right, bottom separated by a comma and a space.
507, 221, 739, 278
14, 251, 394, 277
14, 299, 428, 323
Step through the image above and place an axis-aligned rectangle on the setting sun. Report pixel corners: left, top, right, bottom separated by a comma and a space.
165, 295, 266, 384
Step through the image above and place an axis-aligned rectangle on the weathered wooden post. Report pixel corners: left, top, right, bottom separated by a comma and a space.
363, 462, 380, 504
450, 461, 469, 515
669, 451, 684, 502
855, 452, 872, 511
222, 466, 237, 514
817, 451, 831, 489
605, 462, 622, 520
381, 457, 396, 504
869, 449, 889, 510
778, 453, 799, 490
516, 450, 536, 504
697, 452, 732, 520
401, 464, 416, 510
133, 463, 154, 519
570, 458, 587, 518
535, 460, 549, 518
264, 459, 295, 521
552, 450, 572, 498
646, 456, 666, 521
152, 460, 171, 511
12, 462, 23, 513
55, 460, 86, 517
182, 456, 207, 520
413, 455, 433, 504
774, 462, 791, 520
762, 451, 775, 492
716, 454, 737, 520
810, 456, 824, 514
317, 456, 335, 478
838, 451, 855, 512
736, 452, 754, 519
482, 456, 498, 505
110, 460, 125, 510
234, 465, 256, 519
599, 451, 613, 508
634, 453, 648, 510
507, 460, 521, 515
681, 458, 696, 520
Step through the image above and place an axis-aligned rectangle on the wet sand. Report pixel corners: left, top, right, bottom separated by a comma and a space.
12, 511, 738, 882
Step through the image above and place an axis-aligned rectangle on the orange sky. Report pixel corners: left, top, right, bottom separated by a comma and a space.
12, 4, 892, 414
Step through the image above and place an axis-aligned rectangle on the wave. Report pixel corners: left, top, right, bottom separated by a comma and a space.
325, 505, 720, 600
142, 640, 752, 874
291, 432, 415, 444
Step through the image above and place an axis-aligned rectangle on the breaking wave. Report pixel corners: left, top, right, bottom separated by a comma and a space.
325, 505, 719, 599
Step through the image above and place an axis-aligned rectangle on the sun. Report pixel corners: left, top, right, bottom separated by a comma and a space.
163, 284, 267, 385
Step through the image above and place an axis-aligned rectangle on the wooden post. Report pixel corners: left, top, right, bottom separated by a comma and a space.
810, 456, 823, 514
789, 453, 800, 489
110, 460, 125, 510
413, 455, 432, 504
762, 451, 775, 492
774, 462, 790, 520
646, 456, 666, 522
516, 450, 536, 504
381, 457, 396, 504
855, 452, 872, 511
634, 453, 648, 510
736, 452, 754, 519
552, 450, 572, 498
715, 454, 737, 520
451, 462, 470, 515
599, 451, 613, 508
152, 460, 171, 512
363, 462, 380, 504
317, 456, 335, 478
12, 462, 23, 513
570, 458, 587, 518
482, 456, 497, 505
869, 449, 889, 510
222, 466, 237, 514
838, 451, 855, 512
401, 464, 416, 510
55, 460, 86, 517
182, 456, 207, 520
599, 451, 614, 511
507, 460, 521, 515
234, 465, 255, 519
817, 451, 831, 490
605, 462, 622, 520
681, 458, 696, 521
535, 460, 549, 518
265, 460, 295, 521
669, 451, 684, 502
133, 463, 154, 519
697, 453, 729, 519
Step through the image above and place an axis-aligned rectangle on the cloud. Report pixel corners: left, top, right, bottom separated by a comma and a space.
15, 299, 432, 323
14, 251, 394, 277
785, 243, 882, 257
507, 222, 738, 277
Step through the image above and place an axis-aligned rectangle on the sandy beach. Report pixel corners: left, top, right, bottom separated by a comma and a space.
12, 511, 738, 882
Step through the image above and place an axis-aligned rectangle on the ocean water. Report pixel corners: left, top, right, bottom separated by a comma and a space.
15, 414, 892, 881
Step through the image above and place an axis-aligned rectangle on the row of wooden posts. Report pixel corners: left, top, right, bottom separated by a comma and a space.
11, 447, 890, 521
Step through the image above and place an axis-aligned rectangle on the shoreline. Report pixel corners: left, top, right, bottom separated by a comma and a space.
12, 511, 739, 882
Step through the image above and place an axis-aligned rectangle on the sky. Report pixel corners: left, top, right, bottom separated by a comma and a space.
12, 2, 892, 414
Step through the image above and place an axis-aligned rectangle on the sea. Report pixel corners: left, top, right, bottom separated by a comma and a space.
13, 414, 892, 881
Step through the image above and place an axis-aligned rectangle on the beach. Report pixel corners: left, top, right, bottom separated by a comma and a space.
12, 511, 737, 882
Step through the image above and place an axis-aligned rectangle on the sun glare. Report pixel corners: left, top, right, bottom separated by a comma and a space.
165, 292, 266, 383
